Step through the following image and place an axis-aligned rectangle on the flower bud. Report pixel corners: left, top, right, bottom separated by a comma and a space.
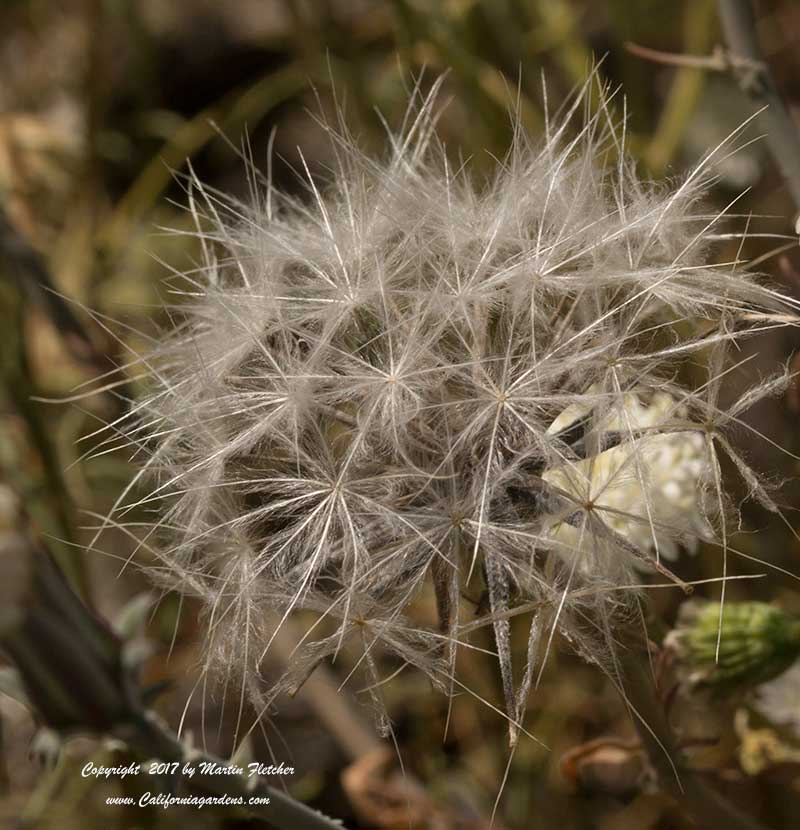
666, 601, 800, 690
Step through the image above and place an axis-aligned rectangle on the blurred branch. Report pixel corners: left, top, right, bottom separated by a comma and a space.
618, 641, 771, 830
0, 484, 347, 830
628, 0, 800, 224
717, 0, 800, 224
0, 207, 103, 369
624, 42, 763, 73
0, 231, 91, 597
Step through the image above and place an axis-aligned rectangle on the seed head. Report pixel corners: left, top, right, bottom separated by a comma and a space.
109, 76, 797, 739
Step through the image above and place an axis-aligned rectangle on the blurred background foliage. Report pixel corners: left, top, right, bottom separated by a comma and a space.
2, 1, 800, 828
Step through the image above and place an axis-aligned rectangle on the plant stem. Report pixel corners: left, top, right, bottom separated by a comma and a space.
618, 644, 771, 830
717, 0, 800, 221
0, 484, 346, 830
121, 713, 344, 830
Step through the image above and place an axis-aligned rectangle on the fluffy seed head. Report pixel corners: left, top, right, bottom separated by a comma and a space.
111, 76, 796, 738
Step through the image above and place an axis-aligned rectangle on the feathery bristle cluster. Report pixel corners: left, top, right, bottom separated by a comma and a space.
107, 77, 796, 740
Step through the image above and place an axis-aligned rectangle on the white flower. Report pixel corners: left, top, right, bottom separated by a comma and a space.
543, 390, 713, 563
